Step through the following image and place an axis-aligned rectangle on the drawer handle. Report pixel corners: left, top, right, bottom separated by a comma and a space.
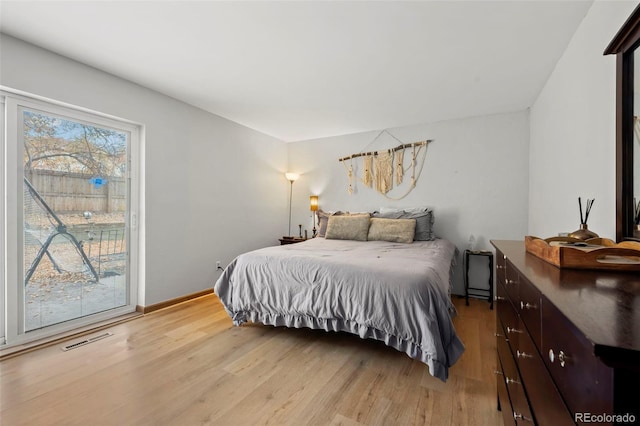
516, 350, 533, 359
495, 296, 506, 301
519, 301, 537, 310
505, 376, 520, 385
549, 349, 569, 367
496, 264, 505, 270
494, 370, 503, 376
506, 327, 522, 334
513, 412, 533, 422
494, 332, 509, 342
505, 279, 516, 285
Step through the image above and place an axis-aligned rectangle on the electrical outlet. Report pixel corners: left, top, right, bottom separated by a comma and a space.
216, 261, 222, 271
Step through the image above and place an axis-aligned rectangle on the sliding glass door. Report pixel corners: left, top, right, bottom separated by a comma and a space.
3, 92, 140, 346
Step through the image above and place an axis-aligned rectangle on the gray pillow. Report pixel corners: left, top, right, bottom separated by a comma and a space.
316, 209, 335, 237
373, 208, 435, 241
325, 215, 370, 241
367, 218, 416, 243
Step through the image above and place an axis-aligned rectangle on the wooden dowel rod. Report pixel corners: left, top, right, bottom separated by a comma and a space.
338, 140, 431, 162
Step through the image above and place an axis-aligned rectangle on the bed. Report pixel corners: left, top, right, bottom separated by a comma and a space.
214, 234, 465, 382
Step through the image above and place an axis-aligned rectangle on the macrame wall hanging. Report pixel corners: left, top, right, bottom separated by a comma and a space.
338, 130, 432, 200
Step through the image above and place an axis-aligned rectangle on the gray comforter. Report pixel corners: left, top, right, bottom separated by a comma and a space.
214, 238, 464, 381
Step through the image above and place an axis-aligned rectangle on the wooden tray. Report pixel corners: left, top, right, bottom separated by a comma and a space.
524, 236, 640, 272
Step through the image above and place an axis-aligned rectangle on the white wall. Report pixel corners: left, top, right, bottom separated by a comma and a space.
529, 1, 637, 240
0, 34, 288, 306
288, 111, 530, 294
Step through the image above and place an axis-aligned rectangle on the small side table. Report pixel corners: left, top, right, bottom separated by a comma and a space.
464, 249, 494, 309
279, 237, 307, 245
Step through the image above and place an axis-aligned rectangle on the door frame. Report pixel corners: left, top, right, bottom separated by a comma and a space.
2, 88, 143, 347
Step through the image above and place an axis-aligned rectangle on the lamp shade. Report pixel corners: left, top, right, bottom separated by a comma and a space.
285, 172, 299, 182
310, 195, 318, 211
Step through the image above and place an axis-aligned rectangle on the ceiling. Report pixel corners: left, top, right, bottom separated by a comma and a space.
0, 1, 595, 142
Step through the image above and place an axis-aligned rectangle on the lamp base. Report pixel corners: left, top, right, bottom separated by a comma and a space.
312, 212, 317, 238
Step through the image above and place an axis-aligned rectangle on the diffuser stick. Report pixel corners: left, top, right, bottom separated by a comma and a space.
579, 197, 584, 225
585, 199, 594, 224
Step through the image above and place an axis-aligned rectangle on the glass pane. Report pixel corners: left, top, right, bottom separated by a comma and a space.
22, 109, 128, 331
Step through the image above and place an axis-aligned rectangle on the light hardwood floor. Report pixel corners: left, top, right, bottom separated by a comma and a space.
0, 295, 502, 426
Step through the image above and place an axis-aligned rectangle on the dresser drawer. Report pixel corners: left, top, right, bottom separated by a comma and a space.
496, 349, 516, 426
500, 336, 533, 424
517, 276, 542, 351
496, 279, 514, 319
516, 323, 574, 426
495, 276, 510, 309
541, 297, 613, 416
497, 281, 521, 356
497, 318, 513, 376
504, 259, 520, 303
497, 317, 533, 424
496, 251, 507, 285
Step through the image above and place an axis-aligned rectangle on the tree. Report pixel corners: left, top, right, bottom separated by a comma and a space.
23, 111, 127, 177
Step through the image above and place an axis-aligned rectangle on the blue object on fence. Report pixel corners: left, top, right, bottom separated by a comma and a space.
89, 177, 107, 189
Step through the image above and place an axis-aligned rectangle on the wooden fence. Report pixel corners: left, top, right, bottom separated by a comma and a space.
26, 170, 126, 213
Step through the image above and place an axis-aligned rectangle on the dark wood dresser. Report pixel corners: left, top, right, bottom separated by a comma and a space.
491, 240, 640, 426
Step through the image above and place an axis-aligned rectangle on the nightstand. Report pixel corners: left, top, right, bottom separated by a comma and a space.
464, 249, 494, 309
279, 237, 307, 245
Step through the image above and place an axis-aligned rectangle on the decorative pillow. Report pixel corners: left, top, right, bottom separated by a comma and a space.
325, 215, 370, 241
317, 210, 371, 237
367, 218, 416, 243
373, 208, 435, 241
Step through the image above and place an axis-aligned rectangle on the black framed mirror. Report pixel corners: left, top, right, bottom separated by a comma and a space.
605, 4, 640, 241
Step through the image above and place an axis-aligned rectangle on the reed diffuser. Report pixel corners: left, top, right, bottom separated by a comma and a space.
569, 197, 598, 240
